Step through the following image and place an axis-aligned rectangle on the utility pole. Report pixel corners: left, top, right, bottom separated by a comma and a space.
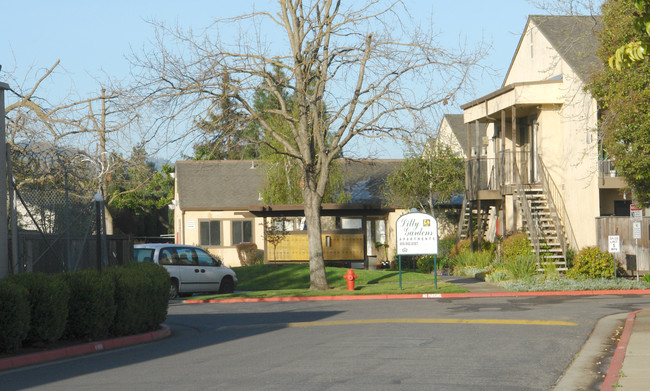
0, 81, 9, 278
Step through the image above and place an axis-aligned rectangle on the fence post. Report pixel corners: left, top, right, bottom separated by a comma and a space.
94, 193, 103, 271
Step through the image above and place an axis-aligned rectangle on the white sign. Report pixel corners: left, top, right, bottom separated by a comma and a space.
608, 235, 620, 253
396, 212, 438, 255
186, 220, 196, 230
631, 204, 643, 222
633, 221, 642, 239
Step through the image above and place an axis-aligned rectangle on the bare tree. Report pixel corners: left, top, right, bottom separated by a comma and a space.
132, 0, 486, 289
4, 61, 140, 195
527, 0, 603, 14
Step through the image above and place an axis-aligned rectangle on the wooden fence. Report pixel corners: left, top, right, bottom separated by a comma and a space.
595, 216, 650, 274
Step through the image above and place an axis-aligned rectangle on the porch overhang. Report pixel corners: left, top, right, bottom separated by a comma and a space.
248, 203, 395, 218
461, 79, 563, 123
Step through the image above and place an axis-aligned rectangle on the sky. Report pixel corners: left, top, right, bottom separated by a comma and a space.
1, 0, 547, 161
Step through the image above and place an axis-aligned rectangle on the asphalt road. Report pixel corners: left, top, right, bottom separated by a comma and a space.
2, 294, 650, 390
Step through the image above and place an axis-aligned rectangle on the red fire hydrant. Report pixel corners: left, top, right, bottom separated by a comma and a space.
344, 269, 358, 291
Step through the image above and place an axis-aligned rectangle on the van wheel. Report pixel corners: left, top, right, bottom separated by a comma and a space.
219, 277, 235, 294
170, 281, 179, 300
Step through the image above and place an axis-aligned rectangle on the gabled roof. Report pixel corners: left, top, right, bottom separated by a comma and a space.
503, 15, 602, 86
433, 113, 487, 157
176, 160, 264, 210
341, 159, 402, 204
175, 159, 403, 210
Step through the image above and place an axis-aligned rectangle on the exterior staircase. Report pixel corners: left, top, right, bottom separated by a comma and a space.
514, 184, 567, 270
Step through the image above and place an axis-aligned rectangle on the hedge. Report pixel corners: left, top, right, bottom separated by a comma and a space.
0, 262, 170, 353
0, 281, 31, 352
7, 273, 70, 344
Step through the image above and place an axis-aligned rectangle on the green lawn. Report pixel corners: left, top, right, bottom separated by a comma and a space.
186, 264, 468, 300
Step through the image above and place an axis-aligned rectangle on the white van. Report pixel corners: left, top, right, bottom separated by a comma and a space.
134, 243, 238, 299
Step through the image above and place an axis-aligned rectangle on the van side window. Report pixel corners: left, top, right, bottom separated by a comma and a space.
159, 249, 174, 265
196, 248, 218, 267
176, 249, 195, 265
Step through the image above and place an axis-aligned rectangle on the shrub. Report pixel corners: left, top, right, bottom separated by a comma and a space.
0, 281, 30, 352
567, 246, 618, 279
504, 255, 538, 280
643, 274, 650, 283
8, 273, 70, 344
125, 262, 169, 330
501, 233, 531, 263
105, 263, 169, 336
417, 255, 448, 274
438, 236, 457, 259
449, 238, 471, 259
452, 251, 493, 269
236, 242, 259, 266
64, 270, 116, 341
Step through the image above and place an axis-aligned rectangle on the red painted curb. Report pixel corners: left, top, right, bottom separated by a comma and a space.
183, 289, 650, 304
600, 310, 641, 390
0, 324, 171, 372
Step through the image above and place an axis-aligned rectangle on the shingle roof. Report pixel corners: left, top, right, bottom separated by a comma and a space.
175, 159, 403, 209
175, 160, 264, 210
525, 15, 602, 83
341, 160, 403, 204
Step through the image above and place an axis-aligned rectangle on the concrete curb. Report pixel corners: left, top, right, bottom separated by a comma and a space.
0, 324, 171, 372
601, 310, 641, 390
183, 289, 650, 304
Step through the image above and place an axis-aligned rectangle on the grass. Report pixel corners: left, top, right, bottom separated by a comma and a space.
185, 264, 468, 300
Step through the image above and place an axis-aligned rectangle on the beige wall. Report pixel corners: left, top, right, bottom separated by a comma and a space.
175, 209, 266, 267
505, 21, 563, 85
436, 118, 465, 157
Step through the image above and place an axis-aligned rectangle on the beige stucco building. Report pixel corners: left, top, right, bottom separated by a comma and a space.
173, 159, 406, 267
459, 15, 632, 269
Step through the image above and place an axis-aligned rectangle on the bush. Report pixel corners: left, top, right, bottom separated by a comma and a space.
64, 270, 116, 341
452, 251, 493, 269
106, 263, 168, 336
501, 233, 531, 263
8, 273, 70, 344
567, 246, 618, 279
643, 274, 650, 283
438, 236, 457, 259
504, 255, 538, 280
449, 238, 472, 259
124, 262, 169, 331
417, 255, 448, 274
0, 281, 30, 352
236, 242, 260, 266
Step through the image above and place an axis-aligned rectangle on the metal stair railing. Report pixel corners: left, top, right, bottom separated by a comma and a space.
512, 162, 542, 261
536, 156, 578, 255
457, 192, 469, 241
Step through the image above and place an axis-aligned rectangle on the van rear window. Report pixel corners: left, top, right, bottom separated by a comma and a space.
134, 248, 155, 263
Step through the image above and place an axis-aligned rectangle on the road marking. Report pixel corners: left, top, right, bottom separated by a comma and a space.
217, 318, 577, 331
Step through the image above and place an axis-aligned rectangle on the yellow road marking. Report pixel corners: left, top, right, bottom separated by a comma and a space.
285, 319, 578, 327
218, 318, 577, 331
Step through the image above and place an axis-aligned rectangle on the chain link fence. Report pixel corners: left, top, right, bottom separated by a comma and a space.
9, 184, 133, 274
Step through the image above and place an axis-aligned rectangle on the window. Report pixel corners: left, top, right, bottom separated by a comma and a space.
200, 220, 221, 246
232, 220, 253, 244
195, 248, 219, 267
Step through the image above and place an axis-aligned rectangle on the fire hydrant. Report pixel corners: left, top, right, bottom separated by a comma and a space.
344, 269, 358, 291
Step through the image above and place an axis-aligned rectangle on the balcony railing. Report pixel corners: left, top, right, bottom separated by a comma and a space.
465, 151, 537, 198
599, 159, 618, 178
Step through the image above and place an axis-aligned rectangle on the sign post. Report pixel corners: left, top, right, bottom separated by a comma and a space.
396, 211, 438, 290
631, 204, 643, 281
608, 235, 620, 279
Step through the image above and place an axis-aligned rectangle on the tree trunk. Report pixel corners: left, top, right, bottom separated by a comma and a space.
303, 187, 329, 290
